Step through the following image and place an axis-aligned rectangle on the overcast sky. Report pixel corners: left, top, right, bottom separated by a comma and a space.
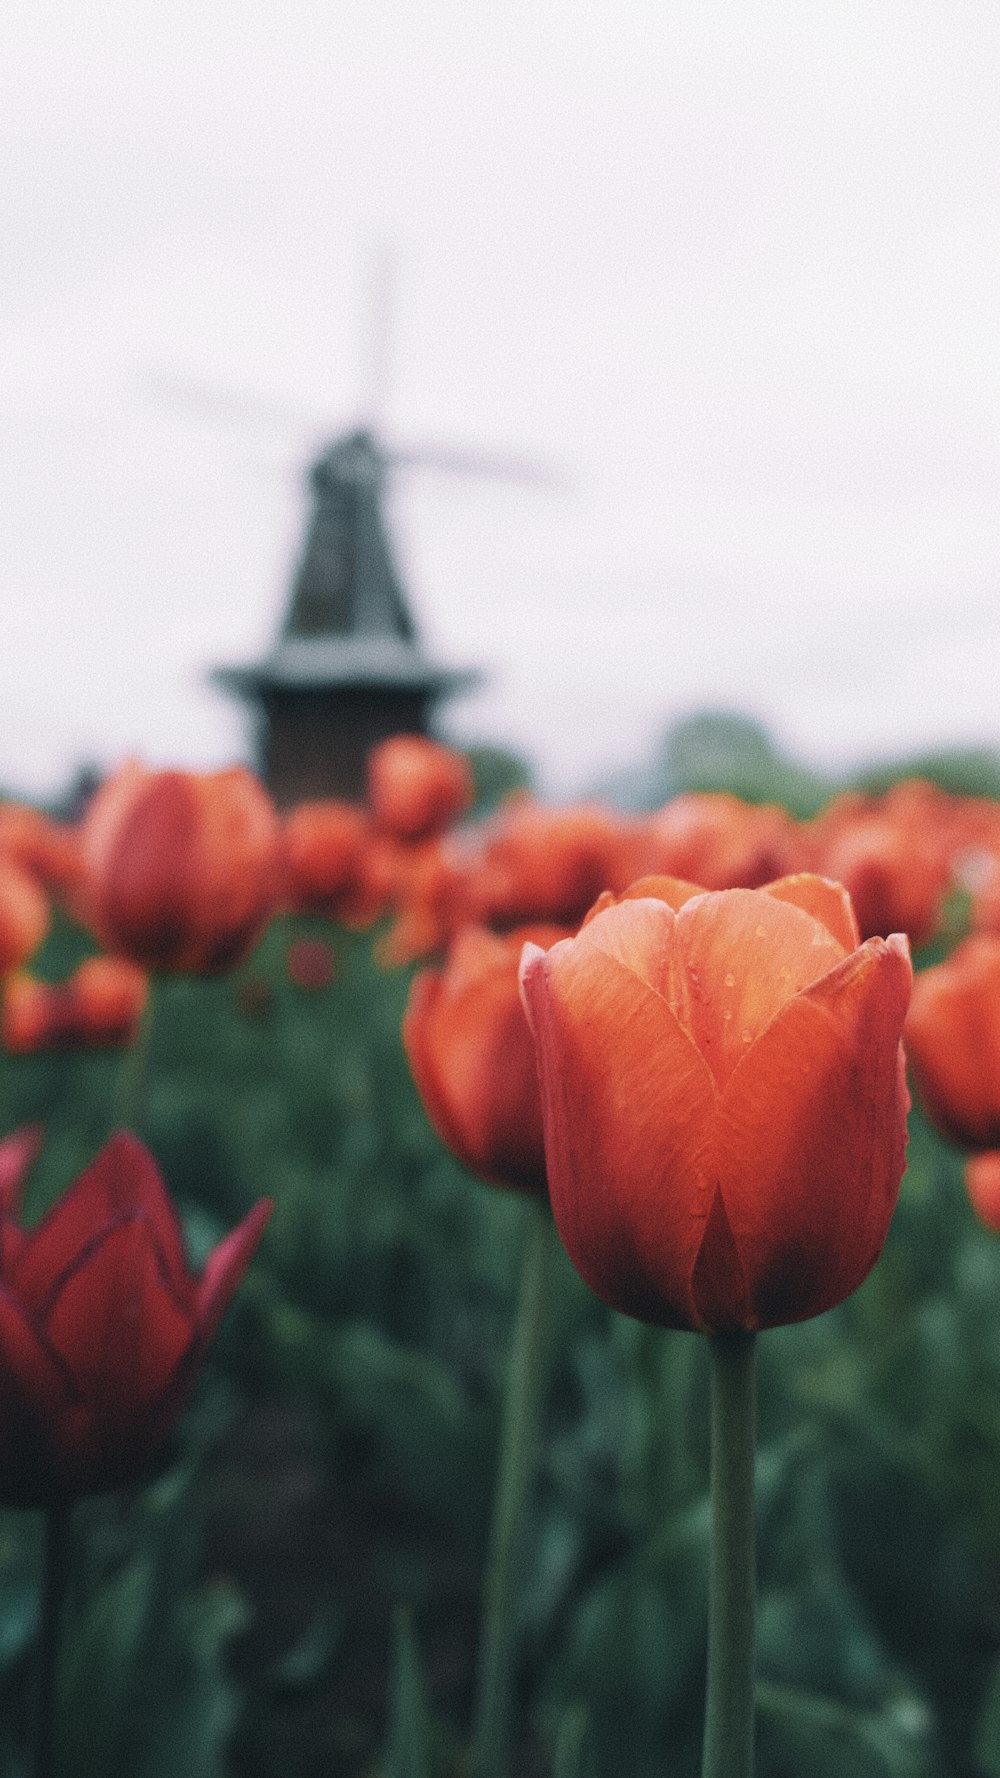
5, 0, 1000, 802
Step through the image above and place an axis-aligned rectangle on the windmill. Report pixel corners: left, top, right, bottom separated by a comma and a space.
158, 255, 557, 805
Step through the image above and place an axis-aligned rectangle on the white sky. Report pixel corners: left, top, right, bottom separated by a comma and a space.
4, 0, 1000, 801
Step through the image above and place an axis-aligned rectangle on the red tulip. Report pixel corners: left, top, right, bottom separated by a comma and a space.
367, 735, 474, 843
2, 957, 148, 1053
79, 762, 280, 974
520, 874, 911, 1332
0, 1131, 271, 1506
403, 923, 570, 1195
285, 937, 336, 990
905, 934, 1000, 1149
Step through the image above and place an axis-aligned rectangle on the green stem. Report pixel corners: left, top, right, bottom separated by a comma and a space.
113, 982, 155, 1131
701, 1331, 757, 1778
469, 1200, 557, 1778
33, 1505, 71, 1778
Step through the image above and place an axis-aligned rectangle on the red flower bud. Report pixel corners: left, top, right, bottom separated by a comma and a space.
905, 934, 1000, 1149
80, 763, 280, 974
966, 1151, 1000, 1230
0, 859, 49, 976
280, 800, 374, 919
520, 875, 911, 1332
2, 958, 148, 1053
367, 736, 474, 843
285, 937, 336, 990
0, 1131, 271, 1506
403, 924, 570, 1196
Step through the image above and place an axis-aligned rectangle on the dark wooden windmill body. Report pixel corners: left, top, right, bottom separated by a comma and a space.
214, 430, 478, 807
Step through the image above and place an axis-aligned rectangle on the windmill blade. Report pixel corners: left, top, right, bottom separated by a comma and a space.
141, 370, 334, 439
359, 242, 398, 435
384, 442, 565, 489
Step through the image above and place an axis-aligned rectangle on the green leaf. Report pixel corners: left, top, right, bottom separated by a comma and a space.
381, 1608, 432, 1778
756, 1680, 933, 1778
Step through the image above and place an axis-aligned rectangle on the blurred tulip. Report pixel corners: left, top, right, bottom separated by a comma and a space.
0, 859, 49, 976
280, 799, 376, 921
645, 792, 802, 891
79, 762, 280, 973
805, 781, 955, 946
285, 937, 336, 990
378, 835, 479, 965
520, 875, 911, 1331
965, 1151, 1000, 1230
367, 735, 474, 843
0, 803, 82, 901
469, 796, 661, 928
404, 923, 570, 1195
905, 934, 1000, 1149
2, 958, 148, 1053
0, 1131, 271, 1506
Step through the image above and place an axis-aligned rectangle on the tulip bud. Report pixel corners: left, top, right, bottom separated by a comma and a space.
0, 1131, 271, 1506
2, 958, 148, 1052
403, 923, 570, 1196
905, 934, 1000, 1150
79, 762, 280, 974
520, 875, 911, 1332
367, 736, 474, 843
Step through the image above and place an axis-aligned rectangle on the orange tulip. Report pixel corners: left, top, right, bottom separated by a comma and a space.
965, 1151, 1000, 1231
280, 799, 376, 921
3, 958, 148, 1053
367, 735, 474, 843
905, 934, 1000, 1149
0, 802, 82, 901
0, 859, 49, 977
645, 792, 802, 891
469, 796, 661, 928
378, 835, 480, 965
520, 875, 911, 1332
804, 782, 955, 946
403, 924, 570, 1196
79, 763, 280, 974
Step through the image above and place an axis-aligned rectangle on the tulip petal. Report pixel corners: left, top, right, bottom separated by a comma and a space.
581, 876, 705, 928
763, 874, 861, 951
715, 934, 911, 1327
0, 1125, 42, 1218
522, 915, 717, 1329
196, 1199, 272, 1346
670, 890, 847, 1090
11, 1134, 190, 1312
41, 1216, 194, 1425
966, 1152, 1000, 1231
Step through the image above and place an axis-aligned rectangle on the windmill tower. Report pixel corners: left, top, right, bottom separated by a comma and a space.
202, 254, 560, 806
212, 426, 478, 805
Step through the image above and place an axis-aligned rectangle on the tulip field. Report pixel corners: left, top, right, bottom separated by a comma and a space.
4, 730, 1000, 1777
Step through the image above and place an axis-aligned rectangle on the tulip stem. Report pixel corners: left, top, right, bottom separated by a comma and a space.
470, 1200, 557, 1778
114, 985, 154, 1131
34, 1505, 71, 1778
701, 1331, 757, 1778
